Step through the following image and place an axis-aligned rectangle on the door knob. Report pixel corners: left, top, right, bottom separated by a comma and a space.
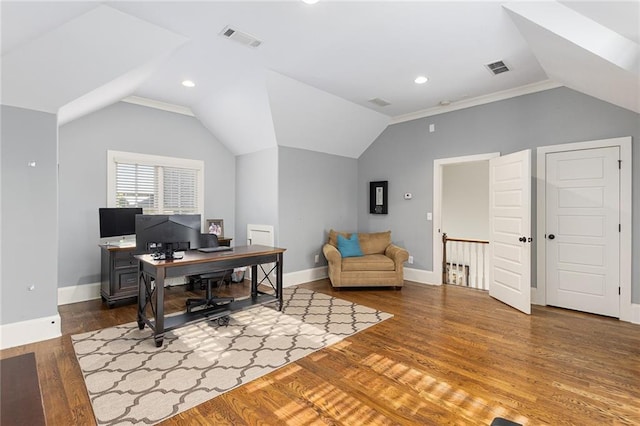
548, 234, 555, 240
519, 236, 526, 242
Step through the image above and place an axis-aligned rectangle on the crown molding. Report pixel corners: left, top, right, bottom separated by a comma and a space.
122, 95, 194, 117
390, 80, 563, 125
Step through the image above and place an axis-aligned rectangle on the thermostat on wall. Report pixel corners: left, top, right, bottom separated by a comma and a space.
404, 193, 412, 200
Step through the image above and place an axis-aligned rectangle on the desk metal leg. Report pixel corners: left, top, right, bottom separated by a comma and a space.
137, 262, 145, 330
276, 252, 283, 311
154, 269, 165, 347
251, 265, 258, 299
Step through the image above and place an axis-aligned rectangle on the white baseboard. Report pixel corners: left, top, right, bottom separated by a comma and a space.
631, 304, 640, 325
283, 266, 443, 288
57, 269, 330, 306
58, 277, 189, 306
284, 266, 328, 288
283, 266, 441, 288
0, 314, 61, 350
404, 267, 440, 285
58, 282, 101, 305
58, 267, 431, 303
57, 276, 640, 325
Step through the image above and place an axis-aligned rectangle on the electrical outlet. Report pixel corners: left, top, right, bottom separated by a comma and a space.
314, 254, 319, 264
408, 256, 414, 264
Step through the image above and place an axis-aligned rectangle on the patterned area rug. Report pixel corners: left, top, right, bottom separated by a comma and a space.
72, 287, 392, 425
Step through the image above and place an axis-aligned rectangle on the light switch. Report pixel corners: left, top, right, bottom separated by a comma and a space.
427, 212, 432, 221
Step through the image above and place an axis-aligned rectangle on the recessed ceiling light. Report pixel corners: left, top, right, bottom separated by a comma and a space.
414, 76, 428, 84
302, 0, 320, 4
182, 80, 195, 88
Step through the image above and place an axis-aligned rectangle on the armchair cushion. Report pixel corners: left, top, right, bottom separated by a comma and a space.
337, 233, 363, 258
358, 231, 391, 255
342, 254, 395, 271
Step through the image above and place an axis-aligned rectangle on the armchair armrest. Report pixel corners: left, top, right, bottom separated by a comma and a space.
385, 244, 409, 265
323, 243, 343, 287
323, 244, 342, 265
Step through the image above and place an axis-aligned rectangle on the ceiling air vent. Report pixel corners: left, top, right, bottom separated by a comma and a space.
220, 26, 262, 48
485, 60, 510, 75
368, 97, 391, 107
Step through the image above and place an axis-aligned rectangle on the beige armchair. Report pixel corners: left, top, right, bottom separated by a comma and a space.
322, 230, 409, 289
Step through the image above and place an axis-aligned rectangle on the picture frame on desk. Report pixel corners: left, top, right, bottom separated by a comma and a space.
206, 219, 224, 237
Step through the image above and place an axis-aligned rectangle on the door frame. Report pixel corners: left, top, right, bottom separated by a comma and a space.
433, 152, 500, 284
535, 137, 632, 321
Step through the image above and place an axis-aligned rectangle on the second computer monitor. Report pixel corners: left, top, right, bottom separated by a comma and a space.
135, 214, 201, 258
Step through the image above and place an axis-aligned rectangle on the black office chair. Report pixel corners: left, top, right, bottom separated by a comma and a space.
186, 234, 234, 312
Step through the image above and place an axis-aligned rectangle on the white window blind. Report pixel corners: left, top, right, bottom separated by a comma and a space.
162, 167, 198, 213
115, 163, 157, 210
108, 151, 204, 215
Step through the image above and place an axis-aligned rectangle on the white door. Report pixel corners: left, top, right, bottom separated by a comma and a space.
489, 150, 531, 314
545, 147, 620, 317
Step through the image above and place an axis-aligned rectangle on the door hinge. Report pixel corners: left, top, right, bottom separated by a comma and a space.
618, 160, 622, 169
619, 224, 621, 232
619, 286, 621, 295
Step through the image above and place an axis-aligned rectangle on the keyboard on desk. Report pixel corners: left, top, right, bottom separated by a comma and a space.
197, 246, 233, 253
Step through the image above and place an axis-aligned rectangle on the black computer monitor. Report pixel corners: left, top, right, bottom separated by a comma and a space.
135, 214, 201, 259
99, 207, 143, 239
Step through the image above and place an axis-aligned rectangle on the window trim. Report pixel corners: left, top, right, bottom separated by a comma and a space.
107, 150, 205, 219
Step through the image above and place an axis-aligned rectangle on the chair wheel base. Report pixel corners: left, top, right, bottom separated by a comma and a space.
216, 316, 230, 326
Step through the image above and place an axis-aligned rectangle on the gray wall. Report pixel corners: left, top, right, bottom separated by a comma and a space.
235, 147, 279, 247
1, 105, 58, 324
58, 102, 235, 288
358, 87, 640, 302
357, 118, 433, 263
279, 146, 358, 273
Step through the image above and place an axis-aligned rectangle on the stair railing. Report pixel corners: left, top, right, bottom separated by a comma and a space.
442, 233, 490, 289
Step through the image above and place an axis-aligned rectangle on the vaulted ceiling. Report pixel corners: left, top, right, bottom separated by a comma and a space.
2, 1, 638, 158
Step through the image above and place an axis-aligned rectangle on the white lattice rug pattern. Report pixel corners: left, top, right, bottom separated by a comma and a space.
72, 287, 392, 425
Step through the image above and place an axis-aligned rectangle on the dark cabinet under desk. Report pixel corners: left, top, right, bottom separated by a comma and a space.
100, 244, 138, 307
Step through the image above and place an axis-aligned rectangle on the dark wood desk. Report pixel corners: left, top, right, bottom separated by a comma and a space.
136, 245, 285, 347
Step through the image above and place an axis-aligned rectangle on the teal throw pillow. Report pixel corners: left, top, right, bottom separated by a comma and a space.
337, 233, 363, 258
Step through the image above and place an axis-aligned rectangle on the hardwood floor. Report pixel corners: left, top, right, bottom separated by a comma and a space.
1, 280, 639, 425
